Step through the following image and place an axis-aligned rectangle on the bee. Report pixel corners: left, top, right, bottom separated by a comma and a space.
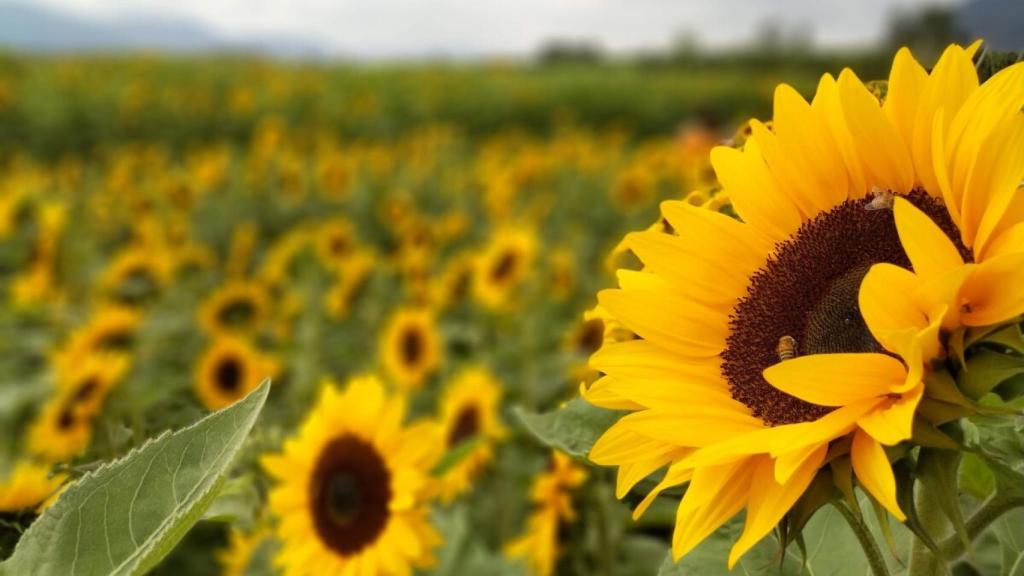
865, 187, 894, 211
777, 335, 798, 362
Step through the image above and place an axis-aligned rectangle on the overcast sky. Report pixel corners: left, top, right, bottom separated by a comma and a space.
23, 0, 966, 58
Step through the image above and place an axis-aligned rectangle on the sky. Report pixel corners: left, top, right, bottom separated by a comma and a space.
21, 0, 966, 58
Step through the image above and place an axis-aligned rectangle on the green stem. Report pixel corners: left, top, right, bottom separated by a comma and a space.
835, 502, 891, 576
908, 482, 947, 576
938, 493, 1024, 561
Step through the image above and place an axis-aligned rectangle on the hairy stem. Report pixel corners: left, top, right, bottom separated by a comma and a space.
908, 482, 947, 576
835, 502, 891, 576
939, 493, 1024, 561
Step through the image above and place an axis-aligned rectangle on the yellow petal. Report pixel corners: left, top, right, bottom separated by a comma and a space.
884, 47, 928, 154
672, 460, 755, 560
893, 196, 964, 281
851, 428, 905, 520
961, 252, 1024, 326
859, 262, 929, 353
710, 144, 803, 241
728, 447, 826, 568
857, 382, 924, 446
838, 68, 914, 193
763, 353, 905, 406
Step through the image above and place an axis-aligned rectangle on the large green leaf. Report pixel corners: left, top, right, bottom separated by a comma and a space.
0, 380, 270, 576
515, 397, 622, 458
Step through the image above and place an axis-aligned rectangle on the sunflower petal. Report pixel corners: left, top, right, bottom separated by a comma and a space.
763, 353, 905, 406
851, 428, 905, 520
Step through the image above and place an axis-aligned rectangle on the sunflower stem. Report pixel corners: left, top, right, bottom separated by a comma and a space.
937, 493, 1024, 561
907, 481, 947, 576
835, 501, 891, 576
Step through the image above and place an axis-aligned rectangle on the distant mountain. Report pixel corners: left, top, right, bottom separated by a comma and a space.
0, 2, 325, 58
958, 0, 1024, 52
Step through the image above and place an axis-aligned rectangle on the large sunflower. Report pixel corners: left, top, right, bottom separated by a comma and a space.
379, 307, 442, 390
262, 376, 442, 576
195, 336, 278, 411
435, 366, 506, 502
586, 43, 1024, 567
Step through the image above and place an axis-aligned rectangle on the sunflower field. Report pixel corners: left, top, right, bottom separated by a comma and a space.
1, 43, 1024, 576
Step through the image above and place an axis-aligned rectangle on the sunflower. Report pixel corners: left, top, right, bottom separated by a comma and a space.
195, 336, 278, 411
565, 305, 634, 389
314, 218, 359, 271
0, 461, 67, 513
217, 527, 269, 576
27, 393, 96, 463
379, 307, 442, 390
55, 353, 129, 416
429, 252, 474, 310
98, 246, 174, 307
262, 376, 442, 576
199, 281, 272, 338
505, 451, 587, 576
435, 367, 506, 502
473, 226, 536, 310
585, 43, 1024, 567
323, 249, 374, 320
53, 306, 141, 378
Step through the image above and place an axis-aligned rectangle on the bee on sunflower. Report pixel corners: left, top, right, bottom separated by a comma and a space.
199, 281, 273, 338
584, 43, 1024, 569
505, 451, 587, 576
435, 367, 507, 502
195, 336, 278, 411
379, 306, 442, 390
262, 375, 443, 576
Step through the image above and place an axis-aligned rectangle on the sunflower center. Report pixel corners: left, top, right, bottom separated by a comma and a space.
722, 190, 970, 426
490, 251, 518, 283
310, 435, 392, 556
215, 357, 243, 393
400, 328, 424, 366
218, 298, 256, 327
448, 406, 480, 446
73, 377, 101, 403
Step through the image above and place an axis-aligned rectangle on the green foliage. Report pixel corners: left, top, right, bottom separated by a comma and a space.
0, 381, 269, 576
515, 397, 621, 458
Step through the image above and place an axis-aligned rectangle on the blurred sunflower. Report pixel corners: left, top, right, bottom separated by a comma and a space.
586, 43, 1024, 567
0, 461, 66, 513
435, 367, 506, 502
322, 249, 374, 320
195, 337, 278, 411
27, 394, 96, 462
314, 217, 359, 271
98, 246, 174, 307
379, 307, 442, 390
56, 354, 129, 416
473, 226, 536, 310
53, 306, 140, 376
505, 451, 587, 576
430, 252, 474, 310
199, 281, 272, 338
262, 376, 442, 576
217, 527, 268, 576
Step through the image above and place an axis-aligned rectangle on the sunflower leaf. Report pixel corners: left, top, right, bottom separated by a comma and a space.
0, 380, 270, 576
958, 349, 1024, 400
916, 449, 971, 556
515, 398, 622, 458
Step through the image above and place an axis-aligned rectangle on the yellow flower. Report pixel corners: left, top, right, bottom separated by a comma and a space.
505, 452, 587, 576
435, 367, 506, 502
586, 43, 1024, 568
53, 306, 141, 378
262, 376, 442, 576
0, 461, 67, 513
199, 281, 272, 338
195, 336, 278, 411
217, 527, 269, 576
27, 394, 96, 463
473, 226, 536, 311
322, 249, 374, 320
379, 307, 442, 390
98, 245, 174, 307
314, 218, 360, 271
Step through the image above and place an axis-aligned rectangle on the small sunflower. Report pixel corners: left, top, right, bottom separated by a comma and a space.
52, 306, 140, 381
586, 43, 1024, 567
55, 353, 129, 416
217, 527, 269, 576
435, 367, 507, 502
98, 246, 173, 307
199, 281, 272, 338
505, 452, 587, 576
262, 376, 442, 576
0, 461, 67, 513
473, 226, 536, 310
27, 394, 96, 463
379, 307, 442, 390
314, 218, 359, 271
430, 252, 475, 310
323, 249, 374, 320
195, 336, 278, 411
565, 305, 633, 389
